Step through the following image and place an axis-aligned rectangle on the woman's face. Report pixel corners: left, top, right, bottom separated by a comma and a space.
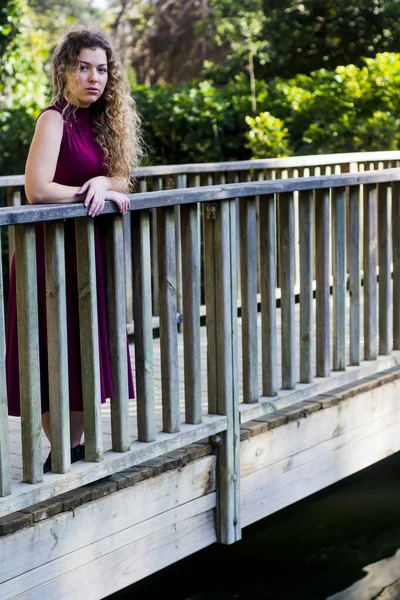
66, 47, 108, 107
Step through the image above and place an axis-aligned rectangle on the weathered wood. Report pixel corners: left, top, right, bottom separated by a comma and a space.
15, 224, 43, 483
157, 206, 180, 433
0, 415, 226, 517
278, 192, 296, 389
104, 215, 130, 452
75, 218, 103, 462
259, 194, 278, 396
175, 174, 187, 331
123, 212, 133, 326
151, 177, 163, 316
3, 170, 400, 226
299, 189, 313, 383
180, 202, 202, 424
363, 184, 378, 360
332, 186, 346, 370
239, 196, 259, 403
44, 221, 70, 473
131, 210, 156, 442
392, 182, 400, 349
349, 186, 361, 365
203, 203, 218, 414
6, 187, 21, 269
315, 188, 331, 377
213, 199, 241, 544
0, 227, 11, 496
377, 183, 392, 356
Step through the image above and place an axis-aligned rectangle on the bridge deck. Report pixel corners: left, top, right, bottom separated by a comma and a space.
7, 294, 395, 483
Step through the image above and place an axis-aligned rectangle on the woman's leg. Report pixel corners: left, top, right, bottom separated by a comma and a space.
41, 410, 84, 448
70, 411, 84, 448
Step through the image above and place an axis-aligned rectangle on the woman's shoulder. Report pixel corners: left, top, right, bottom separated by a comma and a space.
36, 104, 64, 127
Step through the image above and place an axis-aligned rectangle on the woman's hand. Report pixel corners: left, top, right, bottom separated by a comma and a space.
78, 176, 109, 217
106, 190, 131, 215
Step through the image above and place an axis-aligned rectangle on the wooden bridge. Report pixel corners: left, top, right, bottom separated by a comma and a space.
1, 151, 400, 598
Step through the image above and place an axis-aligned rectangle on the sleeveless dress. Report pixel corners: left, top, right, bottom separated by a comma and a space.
6, 103, 135, 417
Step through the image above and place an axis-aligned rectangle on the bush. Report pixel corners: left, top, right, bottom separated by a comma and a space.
245, 111, 291, 158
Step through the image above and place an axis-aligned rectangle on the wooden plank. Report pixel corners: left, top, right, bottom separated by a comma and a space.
378, 183, 392, 356
151, 177, 162, 316
315, 188, 331, 377
203, 203, 217, 414
123, 212, 133, 326
131, 210, 156, 442
6, 187, 21, 269
75, 218, 103, 462
349, 185, 361, 365
213, 199, 241, 544
259, 194, 278, 396
0, 227, 11, 496
239, 196, 258, 403
392, 182, 400, 349
7, 505, 216, 600
241, 410, 400, 528
278, 192, 296, 389
3, 170, 400, 227
298, 189, 313, 383
15, 224, 43, 483
363, 184, 378, 360
175, 175, 187, 331
104, 214, 130, 452
44, 221, 70, 473
332, 186, 346, 370
157, 206, 180, 433
180, 202, 202, 424
0, 455, 215, 584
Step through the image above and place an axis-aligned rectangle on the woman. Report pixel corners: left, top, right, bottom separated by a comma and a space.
6, 28, 141, 472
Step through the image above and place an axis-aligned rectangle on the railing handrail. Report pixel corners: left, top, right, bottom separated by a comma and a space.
0, 168, 399, 226
1, 150, 400, 188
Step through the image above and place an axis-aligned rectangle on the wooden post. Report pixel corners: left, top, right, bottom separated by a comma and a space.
15, 224, 43, 483
157, 206, 180, 433
278, 192, 296, 389
131, 210, 156, 442
151, 177, 163, 316
104, 214, 130, 452
204, 199, 240, 545
363, 184, 377, 360
315, 188, 331, 378
392, 182, 400, 350
180, 202, 202, 424
349, 186, 361, 365
175, 175, 187, 332
259, 194, 278, 396
44, 221, 70, 473
299, 189, 313, 383
75, 218, 103, 462
239, 196, 258, 403
378, 183, 392, 356
332, 187, 346, 371
0, 227, 11, 496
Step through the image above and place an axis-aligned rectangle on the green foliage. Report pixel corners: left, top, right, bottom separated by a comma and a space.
0, 0, 24, 61
134, 78, 252, 164
261, 0, 400, 79
0, 108, 35, 174
245, 112, 291, 158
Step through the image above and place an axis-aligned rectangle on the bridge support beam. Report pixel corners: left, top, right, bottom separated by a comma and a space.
204, 199, 241, 545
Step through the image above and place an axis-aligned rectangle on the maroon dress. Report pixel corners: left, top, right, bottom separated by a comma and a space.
6, 103, 135, 417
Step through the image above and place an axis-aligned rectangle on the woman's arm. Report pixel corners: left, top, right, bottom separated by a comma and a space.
25, 110, 83, 204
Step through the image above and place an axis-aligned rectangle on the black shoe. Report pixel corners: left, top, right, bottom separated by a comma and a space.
43, 445, 85, 473
43, 452, 52, 473
71, 444, 85, 463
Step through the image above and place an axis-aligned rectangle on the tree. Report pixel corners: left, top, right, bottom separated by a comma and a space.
261, 0, 400, 78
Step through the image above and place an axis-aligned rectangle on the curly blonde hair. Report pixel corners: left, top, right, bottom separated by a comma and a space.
51, 27, 142, 184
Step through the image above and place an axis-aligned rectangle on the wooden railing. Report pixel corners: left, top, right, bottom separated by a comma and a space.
1, 160, 400, 543
2, 151, 400, 328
